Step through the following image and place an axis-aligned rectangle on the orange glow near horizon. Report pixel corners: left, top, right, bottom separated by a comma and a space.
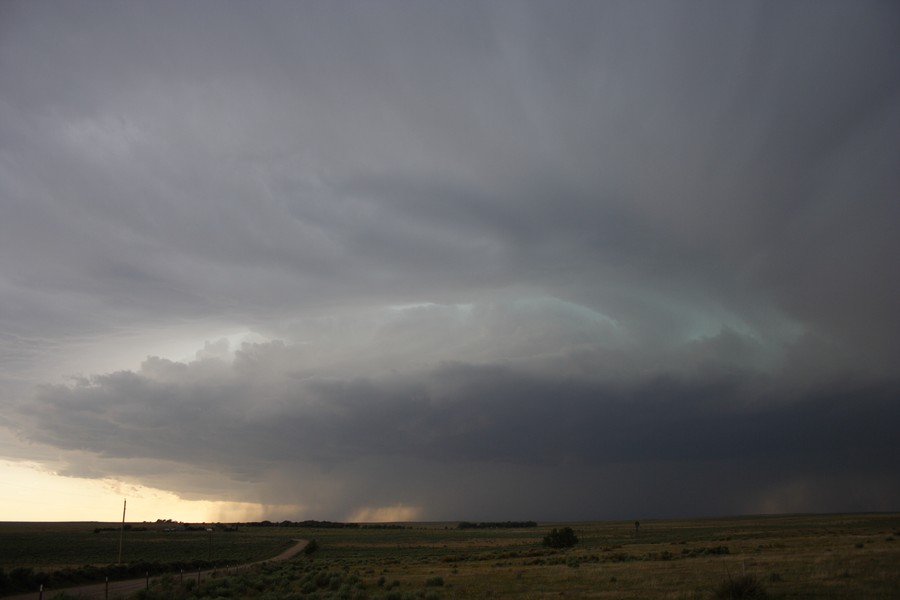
0, 460, 267, 523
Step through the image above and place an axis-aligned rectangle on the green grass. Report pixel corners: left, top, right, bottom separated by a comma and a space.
3, 513, 900, 599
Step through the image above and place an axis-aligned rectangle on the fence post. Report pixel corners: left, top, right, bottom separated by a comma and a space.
105, 576, 109, 600
145, 571, 149, 590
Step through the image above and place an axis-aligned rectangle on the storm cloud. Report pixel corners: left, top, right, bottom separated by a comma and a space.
1, 0, 899, 520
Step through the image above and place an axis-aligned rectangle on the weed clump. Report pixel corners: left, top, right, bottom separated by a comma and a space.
712, 573, 770, 599
304, 539, 320, 555
542, 527, 578, 549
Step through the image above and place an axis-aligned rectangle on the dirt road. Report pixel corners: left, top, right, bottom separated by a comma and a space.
2, 539, 309, 600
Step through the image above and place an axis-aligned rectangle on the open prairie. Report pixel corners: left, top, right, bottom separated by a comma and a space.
2, 513, 899, 599
0, 522, 296, 569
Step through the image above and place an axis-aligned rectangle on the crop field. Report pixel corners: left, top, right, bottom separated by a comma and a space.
1, 513, 899, 599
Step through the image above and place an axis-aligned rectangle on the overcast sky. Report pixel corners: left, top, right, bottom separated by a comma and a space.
1, 0, 899, 523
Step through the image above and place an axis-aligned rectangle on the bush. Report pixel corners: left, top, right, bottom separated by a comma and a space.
425, 576, 444, 587
304, 539, 320, 555
712, 574, 769, 599
542, 527, 578, 549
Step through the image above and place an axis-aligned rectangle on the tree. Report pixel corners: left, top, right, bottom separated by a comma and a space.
542, 527, 578, 548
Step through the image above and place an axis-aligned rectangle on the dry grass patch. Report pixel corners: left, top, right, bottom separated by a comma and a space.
3, 514, 900, 599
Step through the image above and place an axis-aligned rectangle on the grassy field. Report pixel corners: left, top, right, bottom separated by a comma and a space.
1, 513, 899, 599
0, 522, 296, 569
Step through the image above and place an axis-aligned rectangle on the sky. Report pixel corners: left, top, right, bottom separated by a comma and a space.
1, 1, 899, 524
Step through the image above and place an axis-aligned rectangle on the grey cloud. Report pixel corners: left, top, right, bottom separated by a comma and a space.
2, 0, 899, 518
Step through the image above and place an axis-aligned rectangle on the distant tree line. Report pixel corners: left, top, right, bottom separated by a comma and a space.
93, 524, 148, 533
457, 521, 538, 529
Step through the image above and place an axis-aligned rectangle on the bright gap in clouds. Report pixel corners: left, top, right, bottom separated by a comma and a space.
0, 460, 264, 523
59, 327, 267, 378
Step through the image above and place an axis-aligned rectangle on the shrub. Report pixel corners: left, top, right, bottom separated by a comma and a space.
712, 574, 769, 599
304, 539, 320, 555
542, 527, 578, 549
425, 576, 444, 587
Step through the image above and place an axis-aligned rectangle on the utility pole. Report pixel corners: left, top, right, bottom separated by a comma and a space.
118, 499, 127, 564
